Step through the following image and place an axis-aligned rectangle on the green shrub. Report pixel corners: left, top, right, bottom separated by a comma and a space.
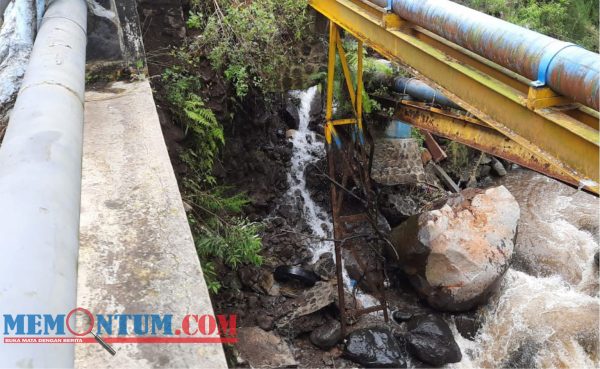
185, 184, 263, 292
186, 11, 202, 30
195, 0, 312, 97
162, 67, 263, 293
162, 68, 223, 184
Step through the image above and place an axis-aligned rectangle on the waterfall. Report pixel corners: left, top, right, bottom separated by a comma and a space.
287, 86, 334, 261
287, 86, 378, 308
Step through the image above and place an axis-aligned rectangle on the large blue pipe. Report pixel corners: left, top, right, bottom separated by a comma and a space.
369, 0, 600, 111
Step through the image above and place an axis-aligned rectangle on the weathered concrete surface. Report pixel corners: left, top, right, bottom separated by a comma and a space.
371, 138, 425, 185
76, 80, 227, 368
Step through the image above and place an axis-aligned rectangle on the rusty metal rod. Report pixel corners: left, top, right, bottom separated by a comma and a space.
369, 0, 600, 110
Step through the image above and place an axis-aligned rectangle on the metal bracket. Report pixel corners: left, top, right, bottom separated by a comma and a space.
527, 85, 573, 110
532, 42, 577, 87
385, 0, 392, 11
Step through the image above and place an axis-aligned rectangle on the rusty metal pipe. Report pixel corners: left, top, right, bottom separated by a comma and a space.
369, 0, 600, 110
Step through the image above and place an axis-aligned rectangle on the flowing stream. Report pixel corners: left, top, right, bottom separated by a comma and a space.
287, 86, 333, 259
287, 87, 377, 307
449, 170, 599, 368
287, 88, 598, 367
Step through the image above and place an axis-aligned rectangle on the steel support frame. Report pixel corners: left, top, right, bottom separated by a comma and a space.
391, 100, 580, 186
325, 21, 388, 336
310, 0, 599, 193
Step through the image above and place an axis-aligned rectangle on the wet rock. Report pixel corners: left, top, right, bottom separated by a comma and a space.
310, 319, 342, 349
388, 186, 519, 311
235, 327, 297, 368
286, 129, 297, 139
344, 327, 407, 368
256, 313, 275, 331
392, 310, 414, 323
285, 97, 300, 129
380, 192, 419, 226
239, 266, 280, 296
313, 252, 336, 280
478, 164, 492, 178
284, 311, 327, 337
501, 340, 540, 369
453, 312, 481, 340
277, 281, 336, 327
406, 314, 462, 366
491, 157, 507, 176
378, 184, 446, 228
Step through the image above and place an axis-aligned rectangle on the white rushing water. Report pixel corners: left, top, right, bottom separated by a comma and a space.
287, 90, 598, 367
287, 86, 333, 260
449, 170, 599, 368
286, 87, 378, 308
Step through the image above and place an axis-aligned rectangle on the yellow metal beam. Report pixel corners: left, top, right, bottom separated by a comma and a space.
325, 22, 337, 144
310, 0, 599, 193
335, 29, 357, 110
324, 21, 367, 147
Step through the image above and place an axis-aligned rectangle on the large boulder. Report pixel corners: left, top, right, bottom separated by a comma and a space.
388, 186, 519, 311
405, 314, 462, 367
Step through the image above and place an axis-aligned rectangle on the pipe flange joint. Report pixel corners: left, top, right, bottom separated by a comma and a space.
532, 42, 578, 87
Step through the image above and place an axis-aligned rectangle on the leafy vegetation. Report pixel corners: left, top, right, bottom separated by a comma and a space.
186, 11, 202, 30
163, 68, 223, 185
459, 0, 599, 52
332, 40, 395, 119
188, 0, 312, 97
411, 127, 425, 147
184, 183, 263, 293
162, 64, 262, 294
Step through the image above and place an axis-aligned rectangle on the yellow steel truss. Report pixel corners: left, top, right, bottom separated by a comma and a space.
311, 0, 599, 193
325, 23, 365, 147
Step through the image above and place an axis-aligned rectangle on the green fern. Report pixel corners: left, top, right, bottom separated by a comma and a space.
163, 69, 223, 182
162, 67, 263, 295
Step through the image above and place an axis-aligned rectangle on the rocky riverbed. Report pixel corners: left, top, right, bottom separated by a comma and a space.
202, 86, 599, 368
134, 5, 598, 367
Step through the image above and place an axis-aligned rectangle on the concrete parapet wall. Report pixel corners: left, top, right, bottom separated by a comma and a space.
76, 80, 227, 368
